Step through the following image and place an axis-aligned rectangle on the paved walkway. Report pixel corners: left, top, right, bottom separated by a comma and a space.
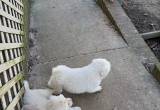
28, 0, 160, 110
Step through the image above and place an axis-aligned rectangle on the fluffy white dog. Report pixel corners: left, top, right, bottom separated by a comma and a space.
23, 81, 53, 110
23, 81, 81, 110
47, 95, 81, 110
48, 58, 111, 94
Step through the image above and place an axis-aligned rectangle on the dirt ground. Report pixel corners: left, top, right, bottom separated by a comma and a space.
123, 0, 160, 61
123, 0, 160, 33
146, 38, 160, 60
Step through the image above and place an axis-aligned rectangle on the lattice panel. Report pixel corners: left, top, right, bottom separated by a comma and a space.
0, 0, 25, 110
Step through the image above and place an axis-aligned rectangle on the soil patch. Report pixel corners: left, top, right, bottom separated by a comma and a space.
123, 1, 160, 33
122, 0, 160, 61
146, 37, 160, 61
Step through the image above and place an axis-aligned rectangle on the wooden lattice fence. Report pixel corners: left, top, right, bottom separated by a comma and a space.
0, 0, 29, 110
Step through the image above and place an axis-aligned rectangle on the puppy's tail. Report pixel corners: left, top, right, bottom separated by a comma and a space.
23, 80, 30, 91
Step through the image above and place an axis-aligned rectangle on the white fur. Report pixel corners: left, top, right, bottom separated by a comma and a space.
47, 95, 81, 110
23, 81, 81, 110
22, 105, 39, 110
48, 58, 111, 94
23, 80, 53, 110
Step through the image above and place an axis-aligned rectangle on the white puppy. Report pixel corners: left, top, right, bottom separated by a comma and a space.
47, 95, 81, 110
23, 80, 53, 110
23, 81, 81, 110
48, 58, 111, 94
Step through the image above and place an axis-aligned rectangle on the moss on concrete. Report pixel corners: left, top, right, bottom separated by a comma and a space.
22, 0, 30, 74
153, 63, 160, 82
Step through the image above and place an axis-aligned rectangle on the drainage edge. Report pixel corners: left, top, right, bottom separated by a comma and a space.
97, 0, 159, 79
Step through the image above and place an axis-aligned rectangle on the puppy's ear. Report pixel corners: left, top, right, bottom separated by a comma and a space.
66, 98, 73, 107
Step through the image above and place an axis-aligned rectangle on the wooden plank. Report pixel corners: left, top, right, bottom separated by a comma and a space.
8, 36, 20, 104
0, 9, 24, 24
0, 0, 2, 11
0, 56, 24, 73
0, 43, 24, 50
2, 34, 13, 104
0, 51, 7, 110
141, 31, 160, 40
0, 73, 23, 97
0, 25, 24, 35
0, 51, 3, 64
1, 0, 23, 15
6, 87, 25, 110
0, 0, 25, 110
15, 0, 24, 7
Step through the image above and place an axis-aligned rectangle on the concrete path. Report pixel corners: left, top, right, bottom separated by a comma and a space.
28, 0, 160, 110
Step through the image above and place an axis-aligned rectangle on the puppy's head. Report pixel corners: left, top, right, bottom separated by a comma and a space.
48, 67, 62, 89
92, 58, 111, 79
47, 94, 73, 110
47, 68, 56, 88
47, 75, 53, 89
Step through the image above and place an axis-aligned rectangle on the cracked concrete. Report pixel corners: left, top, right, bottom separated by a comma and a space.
28, 0, 160, 110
